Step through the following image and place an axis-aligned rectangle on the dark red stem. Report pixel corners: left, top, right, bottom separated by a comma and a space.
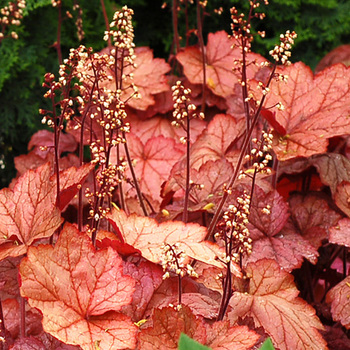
172, 0, 180, 55
123, 132, 148, 216
207, 64, 277, 238
182, 115, 191, 223
196, 0, 206, 113
56, 1, 63, 65
100, 0, 111, 47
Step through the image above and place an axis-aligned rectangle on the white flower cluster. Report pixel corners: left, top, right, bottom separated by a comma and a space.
269, 30, 297, 65
161, 243, 198, 280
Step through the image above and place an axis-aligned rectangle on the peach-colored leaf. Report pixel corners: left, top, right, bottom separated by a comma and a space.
126, 47, 170, 110
129, 116, 206, 145
133, 88, 174, 119
122, 134, 185, 203
138, 306, 206, 350
14, 152, 81, 178
14, 152, 52, 177
28, 130, 77, 157
205, 321, 259, 350
104, 47, 170, 111
315, 44, 350, 73
107, 208, 228, 270
257, 63, 350, 160
188, 114, 244, 169
172, 159, 233, 212
0, 163, 63, 260
228, 259, 327, 350
177, 31, 265, 97
0, 161, 93, 260
162, 115, 243, 201
145, 276, 222, 318
152, 292, 220, 319
194, 262, 223, 294
326, 275, 350, 329
179, 293, 219, 319
19, 224, 137, 350
139, 305, 258, 350
166, 115, 244, 196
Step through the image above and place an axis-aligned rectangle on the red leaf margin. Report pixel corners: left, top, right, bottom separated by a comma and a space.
228, 259, 327, 350
19, 223, 137, 350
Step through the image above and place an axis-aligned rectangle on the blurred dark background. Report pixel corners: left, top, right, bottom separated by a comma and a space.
1, 0, 349, 188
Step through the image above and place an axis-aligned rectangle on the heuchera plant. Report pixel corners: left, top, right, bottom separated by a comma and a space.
1, 0, 350, 349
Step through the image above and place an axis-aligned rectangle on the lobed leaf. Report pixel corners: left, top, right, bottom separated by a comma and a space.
289, 192, 341, 248
28, 130, 77, 157
122, 260, 163, 322
177, 31, 265, 97
334, 181, 350, 218
327, 275, 350, 329
151, 292, 220, 320
315, 44, 350, 73
0, 161, 93, 261
118, 133, 185, 205
19, 224, 137, 350
205, 321, 259, 350
103, 46, 170, 111
309, 153, 350, 195
107, 208, 232, 271
329, 218, 350, 247
228, 259, 327, 350
125, 47, 171, 110
186, 114, 244, 170
164, 114, 244, 201
144, 276, 221, 318
0, 163, 63, 260
245, 184, 318, 271
138, 306, 206, 350
256, 63, 350, 160
129, 116, 206, 145
139, 305, 259, 350
171, 159, 233, 212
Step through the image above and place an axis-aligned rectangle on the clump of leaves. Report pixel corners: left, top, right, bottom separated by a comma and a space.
1, 1, 350, 350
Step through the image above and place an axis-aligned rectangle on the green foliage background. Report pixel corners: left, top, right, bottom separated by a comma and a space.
0, 0, 349, 187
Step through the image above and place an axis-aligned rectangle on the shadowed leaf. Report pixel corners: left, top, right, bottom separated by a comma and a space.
245, 184, 318, 271
289, 193, 341, 248
327, 275, 350, 329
